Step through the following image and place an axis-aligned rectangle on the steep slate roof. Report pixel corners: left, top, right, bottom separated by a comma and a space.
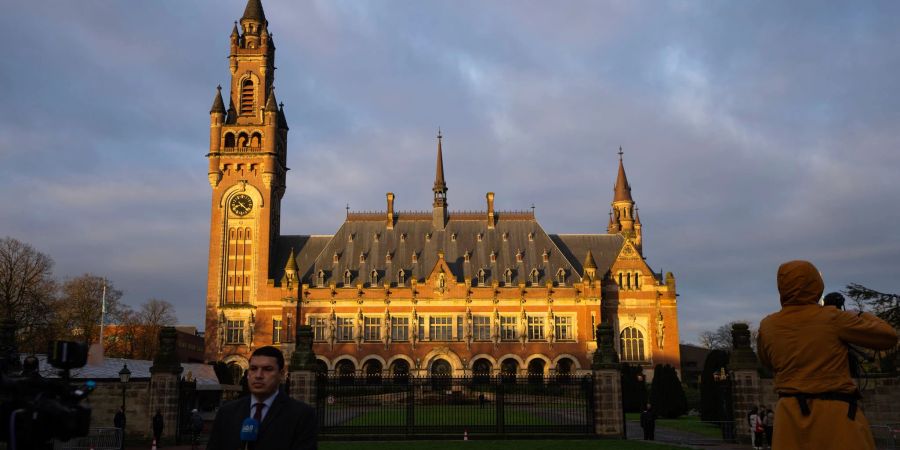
273, 214, 628, 288
242, 0, 266, 23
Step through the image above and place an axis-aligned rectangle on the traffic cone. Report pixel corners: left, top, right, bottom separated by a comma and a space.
151, 439, 157, 450
464, 430, 468, 441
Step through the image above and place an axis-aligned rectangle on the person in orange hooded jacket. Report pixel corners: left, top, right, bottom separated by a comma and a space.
758, 260, 897, 450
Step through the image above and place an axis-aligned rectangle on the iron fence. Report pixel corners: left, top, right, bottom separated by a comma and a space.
872, 424, 899, 450
316, 376, 594, 437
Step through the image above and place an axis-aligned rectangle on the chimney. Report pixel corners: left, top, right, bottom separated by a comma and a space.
486, 192, 495, 229
386, 192, 395, 230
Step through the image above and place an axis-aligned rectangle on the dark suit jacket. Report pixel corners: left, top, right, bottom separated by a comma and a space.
206, 391, 317, 450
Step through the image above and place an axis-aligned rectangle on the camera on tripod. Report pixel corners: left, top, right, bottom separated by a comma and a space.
1, 341, 95, 449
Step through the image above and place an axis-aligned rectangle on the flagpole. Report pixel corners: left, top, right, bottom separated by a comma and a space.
99, 282, 107, 345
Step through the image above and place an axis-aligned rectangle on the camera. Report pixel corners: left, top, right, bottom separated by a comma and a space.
0, 341, 95, 449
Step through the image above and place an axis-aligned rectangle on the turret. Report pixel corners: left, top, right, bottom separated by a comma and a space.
611, 147, 637, 238
583, 250, 597, 283
208, 86, 226, 188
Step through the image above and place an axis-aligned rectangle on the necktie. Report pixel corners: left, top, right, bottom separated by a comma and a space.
253, 402, 264, 422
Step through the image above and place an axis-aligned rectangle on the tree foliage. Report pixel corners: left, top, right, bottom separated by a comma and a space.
649, 364, 687, 419
620, 363, 648, 413
0, 237, 58, 353
105, 298, 177, 359
844, 283, 900, 373
699, 321, 757, 351
56, 274, 125, 345
699, 349, 731, 421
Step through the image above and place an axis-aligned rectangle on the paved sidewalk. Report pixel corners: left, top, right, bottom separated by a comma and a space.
626, 420, 751, 450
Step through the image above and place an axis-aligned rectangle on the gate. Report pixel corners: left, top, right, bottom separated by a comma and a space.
316, 376, 594, 437
176, 376, 198, 443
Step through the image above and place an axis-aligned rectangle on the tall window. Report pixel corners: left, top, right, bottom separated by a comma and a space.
527, 315, 545, 340
309, 317, 327, 342
226, 320, 244, 344
391, 316, 409, 341
364, 316, 381, 341
225, 227, 252, 305
272, 318, 283, 344
336, 317, 354, 342
620, 327, 646, 362
430, 317, 453, 341
397, 269, 405, 287
473, 316, 490, 341
555, 316, 573, 341
240, 79, 254, 114
418, 316, 425, 341
500, 316, 518, 341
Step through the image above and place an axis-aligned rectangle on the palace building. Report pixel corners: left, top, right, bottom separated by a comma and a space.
204, 0, 681, 381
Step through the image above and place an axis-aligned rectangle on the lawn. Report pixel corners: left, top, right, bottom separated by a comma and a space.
337, 406, 554, 426
625, 413, 723, 438
320, 440, 688, 450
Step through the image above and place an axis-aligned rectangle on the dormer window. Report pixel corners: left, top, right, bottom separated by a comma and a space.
400, 233, 407, 242
504, 268, 513, 286
359, 253, 366, 263
398, 269, 406, 287
317, 270, 326, 287
528, 232, 534, 241
542, 249, 549, 262
374, 232, 380, 242
451, 233, 457, 242
529, 268, 539, 285
412, 252, 418, 263
343, 270, 352, 287
385, 252, 392, 263
370, 269, 379, 286
333, 252, 339, 264
502, 232, 509, 241
556, 268, 566, 286
477, 269, 486, 287
348, 233, 354, 242
490, 251, 497, 263
463, 251, 470, 262
477, 233, 483, 242
425, 233, 432, 242
516, 250, 523, 263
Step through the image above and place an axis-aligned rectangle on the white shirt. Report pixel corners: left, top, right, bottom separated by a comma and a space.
249, 391, 278, 422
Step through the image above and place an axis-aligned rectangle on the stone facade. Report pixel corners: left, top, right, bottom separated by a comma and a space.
87, 379, 151, 437
204, 0, 681, 383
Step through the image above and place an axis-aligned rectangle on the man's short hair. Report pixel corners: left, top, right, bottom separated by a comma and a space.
250, 345, 285, 370
823, 292, 845, 309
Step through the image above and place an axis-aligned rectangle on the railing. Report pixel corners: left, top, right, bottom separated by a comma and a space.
316, 376, 594, 437
53, 427, 121, 450
871, 424, 899, 450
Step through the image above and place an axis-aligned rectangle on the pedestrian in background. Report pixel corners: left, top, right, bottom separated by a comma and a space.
152, 410, 164, 447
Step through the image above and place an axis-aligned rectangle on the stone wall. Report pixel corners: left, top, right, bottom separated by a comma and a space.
87, 379, 151, 437
758, 375, 899, 425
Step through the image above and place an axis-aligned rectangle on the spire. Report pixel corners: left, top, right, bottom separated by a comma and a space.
433, 129, 447, 196
583, 250, 597, 270
242, 0, 266, 24
613, 147, 633, 202
284, 248, 299, 273
265, 88, 278, 113
210, 85, 226, 114
231, 22, 240, 39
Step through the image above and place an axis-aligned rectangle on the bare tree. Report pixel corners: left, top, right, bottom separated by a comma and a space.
699, 321, 758, 351
136, 298, 177, 358
0, 237, 58, 353
105, 299, 178, 360
57, 274, 124, 345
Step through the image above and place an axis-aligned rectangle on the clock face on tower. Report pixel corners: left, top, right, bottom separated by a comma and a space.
229, 194, 253, 216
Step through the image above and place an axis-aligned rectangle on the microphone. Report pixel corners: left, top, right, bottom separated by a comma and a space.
240, 417, 259, 450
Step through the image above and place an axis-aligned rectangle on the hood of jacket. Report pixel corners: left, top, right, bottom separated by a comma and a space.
777, 260, 824, 306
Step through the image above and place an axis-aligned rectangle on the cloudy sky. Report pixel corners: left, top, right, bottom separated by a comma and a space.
2, 1, 898, 344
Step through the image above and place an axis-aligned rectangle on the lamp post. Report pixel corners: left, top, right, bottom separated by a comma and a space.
119, 363, 131, 450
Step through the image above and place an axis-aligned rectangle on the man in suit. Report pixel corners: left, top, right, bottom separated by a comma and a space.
207, 346, 317, 450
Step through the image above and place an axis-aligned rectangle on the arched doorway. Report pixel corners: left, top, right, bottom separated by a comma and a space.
430, 358, 452, 390
556, 358, 574, 383
527, 359, 545, 384
500, 359, 518, 384
335, 360, 356, 385
363, 360, 383, 385
314, 360, 329, 383
391, 360, 410, 384
472, 358, 492, 384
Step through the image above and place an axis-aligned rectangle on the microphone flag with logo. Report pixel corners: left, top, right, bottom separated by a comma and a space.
240, 417, 259, 443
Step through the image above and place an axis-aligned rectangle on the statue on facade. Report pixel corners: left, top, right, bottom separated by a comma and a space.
463, 307, 473, 350
382, 309, 391, 350
325, 309, 336, 350
355, 308, 364, 349
519, 307, 528, 348
656, 311, 665, 349
546, 307, 556, 348
410, 307, 419, 349
490, 308, 500, 349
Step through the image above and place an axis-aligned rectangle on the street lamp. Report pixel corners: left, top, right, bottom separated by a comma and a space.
119, 363, 131, 450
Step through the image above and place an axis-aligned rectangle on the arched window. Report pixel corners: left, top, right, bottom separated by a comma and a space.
397, 269, 405, 287
633, 272, 640, 289
238, 132, 249, 148
343, 270, 352, 287
472, 358, 492, 384
556, 268, 566, 286
477, 269, 486, 287
250, 132, 262, 148
529, 269, 539, 286
336, 360, 356, 385
241, 79, 254, 115
500, 359, 518, 383
504, 269, 512, 286
224, 133, 235, 148
527, 359, 545, 384
363, 360, 383, 385
620, 327, 646, 362
617, 272, 623, 288
391, 360, 410, 384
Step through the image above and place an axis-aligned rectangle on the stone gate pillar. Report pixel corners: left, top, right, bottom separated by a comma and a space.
288, 322, 318, 405
149, 326, 183, 442
729, 323, 761, 443
592, 322, 624, 437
